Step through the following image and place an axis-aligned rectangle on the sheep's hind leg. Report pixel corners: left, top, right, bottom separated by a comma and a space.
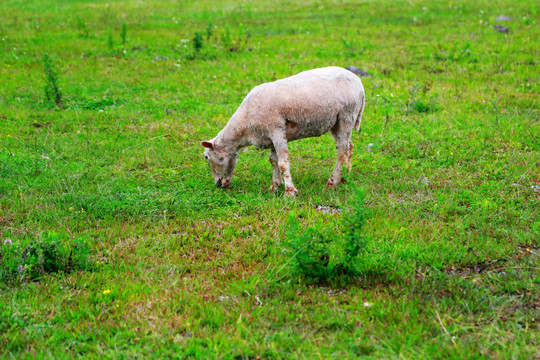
268, 148, 282, 192
326, 118, 354, 188
272, 139, 298, 197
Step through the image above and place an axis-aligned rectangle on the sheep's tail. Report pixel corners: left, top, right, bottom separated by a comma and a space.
354, 94, 365, 132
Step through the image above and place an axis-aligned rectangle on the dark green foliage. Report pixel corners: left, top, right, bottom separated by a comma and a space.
205, 22, 213, 40
285, 186, 368, 282
193, 31, 203, 53
0, 233, 94, 284
219, 23, 251, 52
407, 82, 440, 114
107, 28, 114, 50
342, 185, 369, 271
76, 97, 120, 110
377, 94, 395, 127
121, 21, 127, 46
42, 54, 63, 108
342, 37, 359, 58
220, 24, 232, 50
76, 16, 89, 38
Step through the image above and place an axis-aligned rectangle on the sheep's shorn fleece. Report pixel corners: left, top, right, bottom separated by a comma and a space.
201, 66, 365, 196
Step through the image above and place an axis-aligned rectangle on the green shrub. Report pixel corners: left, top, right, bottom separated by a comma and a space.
0, 233, 94, 284
42, 54, 63, 108
284, 185, 369, 282
220, 24, 232, 50
205, 22, 213, 40
76, 16, 89, 38
121, 21, 127, 46
107, 28, 114, 51
407, 83, 439, 114
193, 31, 204, 53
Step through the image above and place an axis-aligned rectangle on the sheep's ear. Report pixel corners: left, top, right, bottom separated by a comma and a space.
201, 141, 214, 149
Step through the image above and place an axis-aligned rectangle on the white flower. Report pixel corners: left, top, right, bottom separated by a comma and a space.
4, 239, 12, 246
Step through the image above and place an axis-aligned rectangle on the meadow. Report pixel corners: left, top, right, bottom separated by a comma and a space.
0, 0, 538, 358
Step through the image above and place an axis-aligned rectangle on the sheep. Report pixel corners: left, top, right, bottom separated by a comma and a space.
201, 66, 365, 196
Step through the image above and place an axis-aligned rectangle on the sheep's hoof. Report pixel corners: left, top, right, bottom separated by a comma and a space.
325, 177, 345, 189
269, 183, 280, 193
284, 186, 298, 197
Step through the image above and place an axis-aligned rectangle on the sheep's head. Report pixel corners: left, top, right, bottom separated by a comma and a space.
201, 140, 238, 189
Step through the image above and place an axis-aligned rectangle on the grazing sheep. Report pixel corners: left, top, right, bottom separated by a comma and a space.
201, 66, 365, 196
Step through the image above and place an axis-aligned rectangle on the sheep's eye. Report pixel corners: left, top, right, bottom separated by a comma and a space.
219, 157, 224, 162
204, 155, 209, 160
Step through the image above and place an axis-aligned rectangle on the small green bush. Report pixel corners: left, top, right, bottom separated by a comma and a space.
284, 186, 369, 282
205, 22, 213, 40
42, 54, 63, 108
76, 16, 89, 38
193, 31, 204, 53
121, 21, 127, 46
107, 28, 114, 51
220, 24, 232, 50
0, 233, 94, 284
407, 83, 439, 114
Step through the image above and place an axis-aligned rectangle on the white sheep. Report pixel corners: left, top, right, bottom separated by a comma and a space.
201, 66, 365, 196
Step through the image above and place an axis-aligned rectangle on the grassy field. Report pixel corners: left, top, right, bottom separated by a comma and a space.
1, 0, 539, 358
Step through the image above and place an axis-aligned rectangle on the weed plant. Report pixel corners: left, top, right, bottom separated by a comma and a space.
205, 22, 213, 40
121, 22, 127, 46
0, 233, 94, 285
76, 16, 89, 38
193, 31, 203, 53
407, 82, 440, 114
220, 24, 232, 50
42, 54, 62, 108
285, 185, 368, 282
107, 28, 114, 51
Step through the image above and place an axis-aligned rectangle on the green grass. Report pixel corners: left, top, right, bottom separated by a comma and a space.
1, 0, 539, 358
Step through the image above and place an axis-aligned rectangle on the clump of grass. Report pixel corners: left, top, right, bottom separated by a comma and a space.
220, 24, 251, 52
193, 31, 204, 53
341, 37, 366, 58
206, 22, 213, 40
284, 185, 369, 282
407, 82, 439, 114
0, 233, 94, 284
107, 28, 114, 51
376, 93, 395, 132
220, 24, 232, 50
76, 16, 89, 38
42, 53, 63, 108
121, 21, 127, 46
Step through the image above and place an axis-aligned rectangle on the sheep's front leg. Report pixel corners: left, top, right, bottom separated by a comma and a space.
272, 140, 298, 197
268, 148, 282, 192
